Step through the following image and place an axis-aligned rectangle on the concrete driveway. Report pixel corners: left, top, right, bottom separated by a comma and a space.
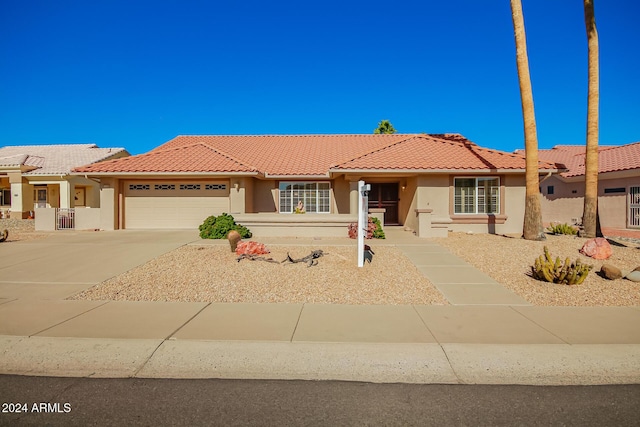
0, 230, 199, 300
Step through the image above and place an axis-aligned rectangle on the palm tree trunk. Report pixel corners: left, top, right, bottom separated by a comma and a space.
511, 0, 545, 240
582, 0, 599, 238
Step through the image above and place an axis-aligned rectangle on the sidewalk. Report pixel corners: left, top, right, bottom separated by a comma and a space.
0, 229, 639, 385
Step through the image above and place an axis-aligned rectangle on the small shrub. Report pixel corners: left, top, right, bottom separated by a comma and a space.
531, 246, 592, 285
547, 222, 578, 235
370, 216, 385, 239
348, 217, 385, 239
199, 213, 252, 239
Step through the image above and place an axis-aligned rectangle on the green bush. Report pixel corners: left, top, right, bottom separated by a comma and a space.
199, 213, 252, 239
547, 223, 578, 235
370, 216, 385, 239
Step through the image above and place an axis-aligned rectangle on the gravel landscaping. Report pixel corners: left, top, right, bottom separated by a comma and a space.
0, 219, 50, 242
72, 245, 449, 305
434, 232, 640, 306
69, 230, 640, 307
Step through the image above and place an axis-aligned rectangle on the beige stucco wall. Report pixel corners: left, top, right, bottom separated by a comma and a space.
332, 177, 351, 214
75, 208, 101, 230
541, 174, 640, 228
243, 177, 254, 213
540, 175, 584, 225
99, 177, 119, 230
501, 174, 526, 234
229, 179, 245, 214
252, 180, 277, 213
402, 177, 419, 231
34, 207, 56, 231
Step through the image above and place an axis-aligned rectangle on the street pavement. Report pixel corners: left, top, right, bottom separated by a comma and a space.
2, 375, 639, 426
0, 228, 639, 385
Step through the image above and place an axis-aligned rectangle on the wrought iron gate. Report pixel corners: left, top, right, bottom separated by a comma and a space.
56, 208, 75, 230
629, 187, 640, 228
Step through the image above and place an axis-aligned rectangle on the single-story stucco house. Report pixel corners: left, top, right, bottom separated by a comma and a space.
0, 144, 129, 219
72, 134, 559, 237
524, 142, 640, 230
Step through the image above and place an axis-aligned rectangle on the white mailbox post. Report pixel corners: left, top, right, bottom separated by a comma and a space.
357, 180, 370, 267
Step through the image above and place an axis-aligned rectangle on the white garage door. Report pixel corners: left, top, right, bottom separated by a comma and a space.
124, 181, 230, 229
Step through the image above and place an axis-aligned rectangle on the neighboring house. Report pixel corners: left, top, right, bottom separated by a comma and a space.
0, 144, 129, 219
73, 134, 558, 237
526, 142, 640, 230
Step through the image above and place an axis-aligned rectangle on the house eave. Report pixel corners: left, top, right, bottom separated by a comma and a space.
330, 168, 559, 174
262, 172, 331, 180
70, 171, 262, 178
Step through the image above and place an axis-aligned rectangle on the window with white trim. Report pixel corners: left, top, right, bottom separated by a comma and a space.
279, 182, 330, 213
454, 177, 500, 214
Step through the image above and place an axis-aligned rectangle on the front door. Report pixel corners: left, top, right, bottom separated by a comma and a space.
368, 183, 399, 225
35, 188, 47, 208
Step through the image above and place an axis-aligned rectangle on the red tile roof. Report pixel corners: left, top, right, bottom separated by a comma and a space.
332, 135, 552, 171
75, 143, 258, 174
533, 142, 640, 177
75, 134, 557, 176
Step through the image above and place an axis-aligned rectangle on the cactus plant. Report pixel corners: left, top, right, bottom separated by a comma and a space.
546, 223, 578, 235
531, 246, 592, 285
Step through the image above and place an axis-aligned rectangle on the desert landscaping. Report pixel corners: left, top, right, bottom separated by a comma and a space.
434, 232, 640, 306
2, 219, 638, 307
69, 230, 640, 307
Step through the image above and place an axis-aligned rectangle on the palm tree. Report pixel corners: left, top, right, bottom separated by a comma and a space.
373, 120, 397, 134
582, 0, 599, 238
511, 0, 545, 240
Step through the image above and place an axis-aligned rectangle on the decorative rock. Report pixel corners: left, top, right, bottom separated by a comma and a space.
227, 230, 242, 252
600, 263, 622, 280
236, 241, 270, 256
624, 270, 640, 282
579, 237, 612, 260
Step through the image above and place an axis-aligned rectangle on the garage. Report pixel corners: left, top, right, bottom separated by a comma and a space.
124, 180, 230, 229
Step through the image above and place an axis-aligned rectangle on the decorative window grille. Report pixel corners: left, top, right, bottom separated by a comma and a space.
205, 184, 227, 190
180, 184, 201, 190
129, 184, 150, 191
154, 184, 175, 190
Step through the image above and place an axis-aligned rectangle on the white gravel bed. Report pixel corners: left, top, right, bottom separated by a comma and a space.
434, 232, 640, 306
72, 245, 449, 305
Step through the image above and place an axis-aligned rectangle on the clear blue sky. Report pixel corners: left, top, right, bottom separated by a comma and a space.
1, 0, 638, 155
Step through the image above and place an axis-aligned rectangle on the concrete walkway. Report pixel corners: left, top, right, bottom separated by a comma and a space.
0, 228, 639, 385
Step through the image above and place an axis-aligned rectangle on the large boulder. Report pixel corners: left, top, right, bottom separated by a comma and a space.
579, 237, 612, 260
